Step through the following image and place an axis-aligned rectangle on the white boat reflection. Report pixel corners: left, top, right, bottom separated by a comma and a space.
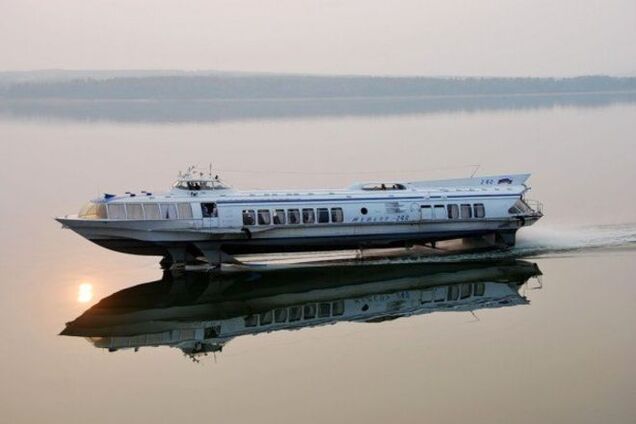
61, 260, 542, 359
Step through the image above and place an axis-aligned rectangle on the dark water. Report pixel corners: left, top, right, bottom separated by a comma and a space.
1, 98, 635, 423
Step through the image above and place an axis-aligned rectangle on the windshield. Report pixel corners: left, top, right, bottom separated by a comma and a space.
173, 180, 229, 190
78, 202, 107, 219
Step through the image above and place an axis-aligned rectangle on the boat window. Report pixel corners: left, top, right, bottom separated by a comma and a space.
289, 306, 302, 322
332, 301, 344, 316
127, 203, 144, 220
474, 203, 486, 218
460, 204, 472, 219
160, 203, 178, 219
107, 204, 126, 219
143, 203, 160, 219
362, 183, 406, 191
361, 207, 368, 215
447, 285, 459, 301
288, 209, 301, 224
474, 282, 485, 296
460, 284, 472, 299
421, 205, 433, 219
260, 310, 273, 325
303, 304, 316, 319
274, 308, 288, 323
302, 208, 315, 224
177, 203, 193, 219
257, 209, 271, 225
317, 208, 330, 223
242, 210, 256, 226
434, 205, 446, 219
331, 208, 344, 223
318, 303, 331, 317
78, 202, 107, 219
244, 315, 258, 327
447, 204, 459, 219
201, 202, 217, 218
273, 209, 286, 225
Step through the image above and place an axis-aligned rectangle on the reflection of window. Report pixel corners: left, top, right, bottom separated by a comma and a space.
289, 306, 302, 322
317, 208, 329, 223
160, 203, 178, 219
242, 210, 256, 225
474, 282, 485, 296
332, 301, 344, 316
245, 315, 258, 327
127, 204, 144, 220
474, 203, 486, 218
420, 290, 433, 304
274, 308, 288, 323
460, 204, 472, 219
303, 304, 316, 319
302, 208, 315, 224
273, 209, 286, 225
447, 285, 459, 300
177, 203, 193, 219
257, 209, 271, 225
260, 310, 273, 325
108, 204, 126, 219
143, 203, 160, 219
204, 327, 218, 338
201, 202, 217, 218
331, 208, 344, 223
447, 204, 459, 219
288, 209, 301, 224
318, 303, 331, 317
460, 284, 472, 299
434, 287, 446, 302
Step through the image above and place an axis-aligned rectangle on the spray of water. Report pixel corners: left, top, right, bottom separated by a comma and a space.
236, 223, 636, 267
418, 223, 636, 263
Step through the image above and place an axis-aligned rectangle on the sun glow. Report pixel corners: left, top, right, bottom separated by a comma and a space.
77, 283, 94, 303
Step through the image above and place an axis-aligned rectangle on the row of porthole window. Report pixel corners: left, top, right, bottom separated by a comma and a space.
79, 202, 194, 220
243, 207, 344, 226
421, 283, 486, 304
244, 301, 345, 327
421, 203, 486, 220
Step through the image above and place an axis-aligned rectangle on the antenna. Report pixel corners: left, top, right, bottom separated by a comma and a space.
470, 165, 480, 178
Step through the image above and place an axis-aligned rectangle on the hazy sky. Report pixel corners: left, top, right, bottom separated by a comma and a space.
1, 0, 635, 76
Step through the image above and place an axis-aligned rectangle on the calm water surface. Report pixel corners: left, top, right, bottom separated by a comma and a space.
1, 101, 635, 423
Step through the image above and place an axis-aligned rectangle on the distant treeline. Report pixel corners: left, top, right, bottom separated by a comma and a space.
2, 75, 636, 99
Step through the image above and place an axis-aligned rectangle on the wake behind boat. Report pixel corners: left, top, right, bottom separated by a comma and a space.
56, 167, 543, 266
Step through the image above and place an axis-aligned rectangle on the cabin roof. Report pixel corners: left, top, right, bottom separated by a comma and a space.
92, 173, 530, 203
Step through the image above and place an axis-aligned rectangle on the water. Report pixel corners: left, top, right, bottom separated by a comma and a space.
1, 99, 635, 423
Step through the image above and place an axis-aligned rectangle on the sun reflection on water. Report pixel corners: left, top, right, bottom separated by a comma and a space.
77, 283, 93, 303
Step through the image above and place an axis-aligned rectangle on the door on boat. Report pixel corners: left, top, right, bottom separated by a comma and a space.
200, 202, 219, 230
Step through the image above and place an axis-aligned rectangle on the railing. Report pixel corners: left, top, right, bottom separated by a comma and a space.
523, 199, 543, 214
